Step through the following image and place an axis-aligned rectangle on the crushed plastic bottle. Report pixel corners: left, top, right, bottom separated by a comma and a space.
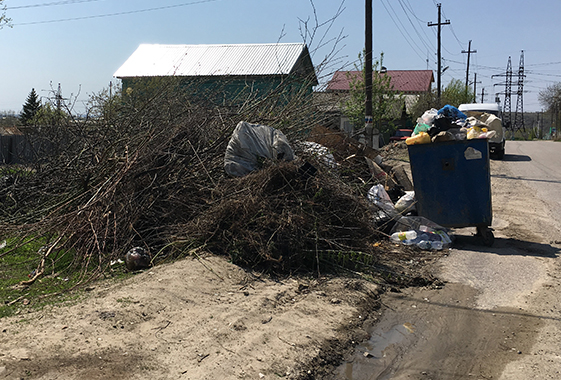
390, 230, 417, 243
416, 240, 443, 250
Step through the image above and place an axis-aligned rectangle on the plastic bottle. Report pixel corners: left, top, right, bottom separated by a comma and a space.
416, 240, 432, 250
431, 241, 444, 250
390, 230, 417, 243
416, 239, 443, 250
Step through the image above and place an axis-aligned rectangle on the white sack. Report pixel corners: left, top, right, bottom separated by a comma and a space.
224, 121, 294, 177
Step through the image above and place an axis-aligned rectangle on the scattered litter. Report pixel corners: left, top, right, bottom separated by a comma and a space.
367, 184, 398, 222
388, 216, 452, 250
294, 141, 337, 169
394, 191, 415, 214
125, 247, 151, 271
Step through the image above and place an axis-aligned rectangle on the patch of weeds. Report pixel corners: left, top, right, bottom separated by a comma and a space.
0, 237, 81, 319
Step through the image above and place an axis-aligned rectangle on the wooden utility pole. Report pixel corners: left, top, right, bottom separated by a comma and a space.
428, 3, 450, 103
365, 0, 373, 147
462, 40, 477, 89
473, 73, 481, 103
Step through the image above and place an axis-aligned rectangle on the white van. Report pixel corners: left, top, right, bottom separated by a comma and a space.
458, 103, 506, 159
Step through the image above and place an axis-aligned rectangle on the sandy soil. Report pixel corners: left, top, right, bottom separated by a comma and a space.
0, 253, 388, 380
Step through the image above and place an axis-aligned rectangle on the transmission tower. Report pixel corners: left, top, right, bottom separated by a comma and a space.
493, 57, 513, 130
513, 50, 526, 132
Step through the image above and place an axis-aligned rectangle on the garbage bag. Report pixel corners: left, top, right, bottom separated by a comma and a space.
420, 108, 438, 126
466, 113, 504, 143
394, 191, 416, 214
413, 122, 431, 136
367, 184, 398, 222
390, 216, 452, 247
224, 121, 295, 177
295, 141, 337, 169
437, 105, 467, 121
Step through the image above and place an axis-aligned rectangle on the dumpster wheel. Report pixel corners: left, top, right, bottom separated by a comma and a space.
476, 226, 495, 246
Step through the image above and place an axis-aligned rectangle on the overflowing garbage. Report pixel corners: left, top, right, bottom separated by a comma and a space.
406, 105, 497, 146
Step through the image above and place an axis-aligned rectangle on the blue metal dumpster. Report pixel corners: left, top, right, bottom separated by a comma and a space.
407, 138, 494, 245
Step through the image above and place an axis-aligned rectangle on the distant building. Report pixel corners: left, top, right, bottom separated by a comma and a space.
317, 69, 434, 135
114, 43, 318, 107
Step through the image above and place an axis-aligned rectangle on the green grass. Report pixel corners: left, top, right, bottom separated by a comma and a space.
0, 237, 128, 318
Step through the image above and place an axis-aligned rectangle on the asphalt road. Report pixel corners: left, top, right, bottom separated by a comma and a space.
500, 140, 561, 226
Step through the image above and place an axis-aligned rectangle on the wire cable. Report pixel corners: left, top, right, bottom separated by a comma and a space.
396, 0, 434, 53
13, 0, 221, 26
379, 0, 426, 63
8, 0, 105, 10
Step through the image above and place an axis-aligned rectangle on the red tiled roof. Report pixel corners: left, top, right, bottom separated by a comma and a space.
326, 70, 434, 94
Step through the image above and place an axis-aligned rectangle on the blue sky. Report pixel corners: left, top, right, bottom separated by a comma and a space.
1, 0, 560, 114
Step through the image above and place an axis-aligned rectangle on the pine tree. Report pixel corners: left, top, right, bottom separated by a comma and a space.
20, 88, 41, 125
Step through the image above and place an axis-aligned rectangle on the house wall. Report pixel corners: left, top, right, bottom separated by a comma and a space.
121, 75, 315, 107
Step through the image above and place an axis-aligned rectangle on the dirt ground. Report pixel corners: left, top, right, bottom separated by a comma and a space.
1, 143, 560, 380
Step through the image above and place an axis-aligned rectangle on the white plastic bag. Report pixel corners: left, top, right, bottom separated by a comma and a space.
295, 141, 338, 169
224, 121, 294, 177
420, 108, 438, 126
394, 191, 416, 214
367, 184, 398, 222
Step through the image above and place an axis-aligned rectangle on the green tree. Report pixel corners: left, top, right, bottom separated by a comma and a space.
342, 52, 404, 136
411, 79, 475, 119
0, 0, 12, 30
441, 79, 474, 108
30, 103, 69, 126
20, 88, 42, 126
538, 82, 561, 131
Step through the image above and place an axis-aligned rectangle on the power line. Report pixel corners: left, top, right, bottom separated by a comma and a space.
396, 0, 434, 53
14, 0, 221, 26
379, 0, 426, 63
8, 0, 105, 10
402, 0, 428, 23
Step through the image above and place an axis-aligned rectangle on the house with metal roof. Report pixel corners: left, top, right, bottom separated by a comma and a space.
114, 43, 318, 106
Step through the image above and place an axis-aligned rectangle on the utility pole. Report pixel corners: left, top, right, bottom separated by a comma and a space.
462, 40, 477, 89
365, 0, 373, 148
428, 3, 450, 103
481, 87, 485, 103
472, 73, 481, 103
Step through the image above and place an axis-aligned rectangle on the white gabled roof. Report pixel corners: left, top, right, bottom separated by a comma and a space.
114, 43, 311, 78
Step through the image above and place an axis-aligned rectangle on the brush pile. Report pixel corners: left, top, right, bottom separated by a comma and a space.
0, 79, 417, 282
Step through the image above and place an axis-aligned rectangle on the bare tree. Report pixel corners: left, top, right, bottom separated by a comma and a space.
0, 0, 12, 30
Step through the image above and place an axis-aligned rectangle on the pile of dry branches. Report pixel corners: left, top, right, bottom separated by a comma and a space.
0, 77, 390, 280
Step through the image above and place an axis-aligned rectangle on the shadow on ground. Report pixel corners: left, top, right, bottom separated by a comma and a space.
452, 234, 560, 258
500, 154, 532, 162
